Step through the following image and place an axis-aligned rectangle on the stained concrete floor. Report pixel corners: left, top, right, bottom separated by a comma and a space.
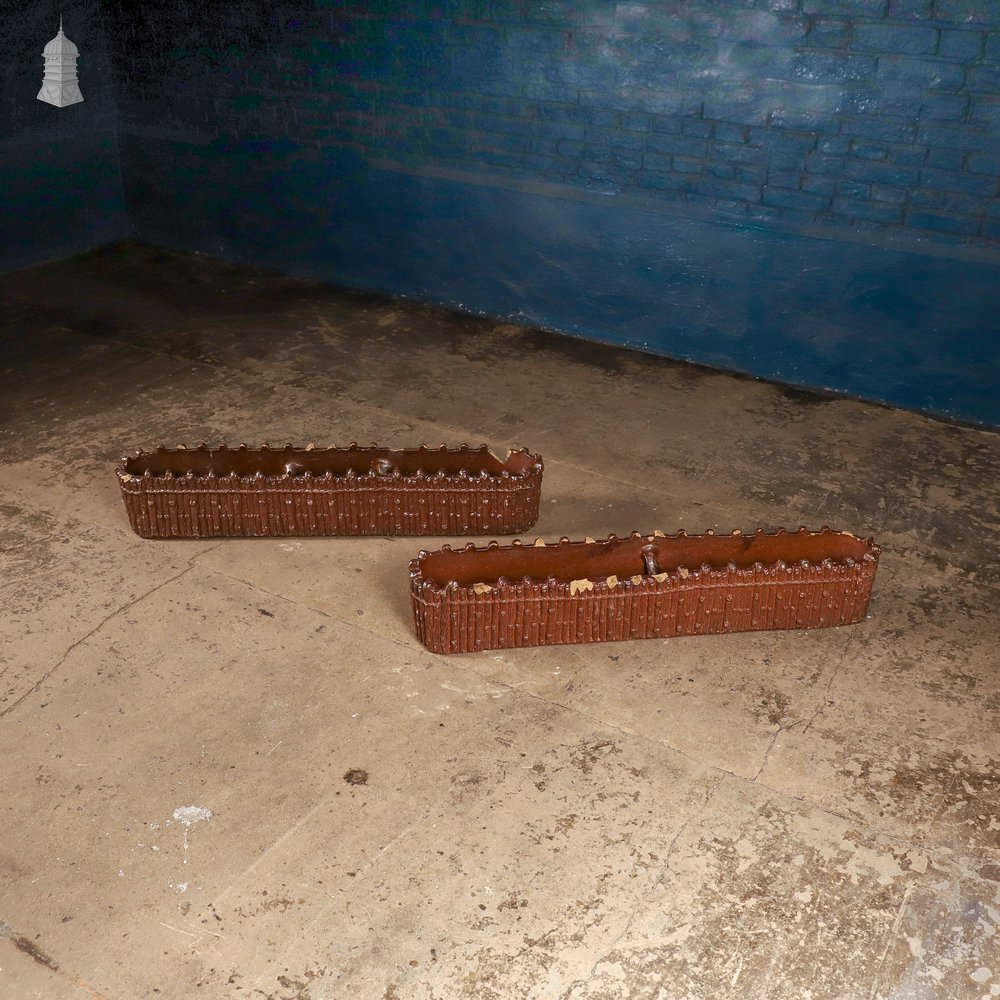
0, 242, 998, 1000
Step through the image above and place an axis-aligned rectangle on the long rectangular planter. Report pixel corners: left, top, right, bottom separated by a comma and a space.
118, 444, 543, 538
410, 527, 880, 653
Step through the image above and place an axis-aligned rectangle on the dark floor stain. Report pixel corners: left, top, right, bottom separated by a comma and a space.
8, 932, 60, 972
755, 686, 793, 726
257, 608, 275, 618
1, 922, 112, 999
511, 327, 634, 375
268, 964, 327, 1000
570, 738, 622, 775
774, 383, 836, 407
343, 768, 369, 785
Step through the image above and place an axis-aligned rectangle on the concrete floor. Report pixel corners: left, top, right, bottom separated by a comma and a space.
1, 242, 998, 1000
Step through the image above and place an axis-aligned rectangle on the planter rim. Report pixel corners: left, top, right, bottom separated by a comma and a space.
410, 526, 880, 594
117, 443, 543, 484
117, 442, 543, 538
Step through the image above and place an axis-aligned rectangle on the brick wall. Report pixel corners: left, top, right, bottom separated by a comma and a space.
109, 0, 1000, 250
101, 0, 1000, 424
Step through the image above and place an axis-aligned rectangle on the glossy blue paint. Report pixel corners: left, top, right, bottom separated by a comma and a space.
121, 138, 1000, 426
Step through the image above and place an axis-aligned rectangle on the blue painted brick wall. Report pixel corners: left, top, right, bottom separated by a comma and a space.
100, 0, 1000, 424
106, 0, 998, 247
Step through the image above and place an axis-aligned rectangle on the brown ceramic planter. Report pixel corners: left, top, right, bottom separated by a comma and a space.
117, 444, 543, 538
410, 527, 880, 653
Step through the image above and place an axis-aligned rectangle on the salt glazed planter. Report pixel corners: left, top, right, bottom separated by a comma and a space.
117, 444, 543, 539
410, 527, 880, 653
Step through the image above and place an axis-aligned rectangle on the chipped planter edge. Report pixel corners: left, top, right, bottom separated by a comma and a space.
117, 443, 543, 538
410, 527, 881, 654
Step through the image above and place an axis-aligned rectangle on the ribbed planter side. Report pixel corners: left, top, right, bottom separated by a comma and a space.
118, 445, 542, 538
410, 529, 880, 653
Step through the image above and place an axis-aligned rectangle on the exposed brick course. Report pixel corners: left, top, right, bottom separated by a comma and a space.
105, 0, 998, 251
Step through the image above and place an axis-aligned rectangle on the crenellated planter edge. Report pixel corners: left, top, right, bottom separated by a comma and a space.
117, 443, 543, 538
410, 527, 881, 653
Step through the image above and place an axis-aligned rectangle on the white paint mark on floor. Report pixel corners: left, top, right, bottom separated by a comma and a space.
173, 806, 213, 826
173, 806, 213, 863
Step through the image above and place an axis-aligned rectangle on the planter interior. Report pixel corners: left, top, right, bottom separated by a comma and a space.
121, 443, 538, 479
417, 528, 875, 587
